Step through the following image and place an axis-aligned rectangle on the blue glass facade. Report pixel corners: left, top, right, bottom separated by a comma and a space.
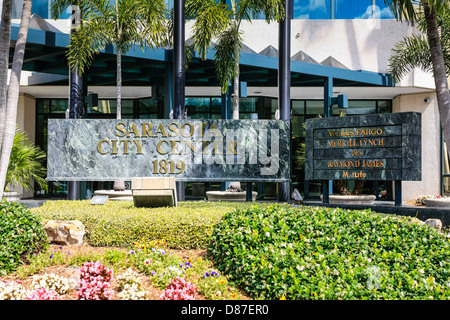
294, 0, 332, 19
334, 0, 394, 19
13, 0, 74, 19
17, 0, 393, 20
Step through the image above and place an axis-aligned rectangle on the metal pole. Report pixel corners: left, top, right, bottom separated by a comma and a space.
395, 180, 402, 206
322, 77, 333, 203
173, 0, 185, 201
68, 5, 84, 200
277, 0, 291, 202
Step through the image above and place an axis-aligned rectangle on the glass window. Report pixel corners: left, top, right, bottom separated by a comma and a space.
93, 100, 116, 114
51, 99, 68, 113
335, 0, 373, 19
378, 100, 392, 114
186, 97, 212, 119
345, 100, 376, 115
293, 0, 331, 19
137, 98, 158, 119
375, 0, 395, 19
239, 98, 258, 119
167, 0, 174, 10
211, 97, 222, 118
292, 100, 305, 115
443, 142, 450, 196
292, 115, 305, 138
32, 0, 49, 18
306, 100, 324, 114
36, 99, 50, 113
261, 98, 278, 119
90, 99, 133, 115
443, 177, 450, 196
12, 0, 23, 18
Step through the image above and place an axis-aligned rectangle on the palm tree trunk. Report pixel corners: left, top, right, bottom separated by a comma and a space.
0, 0, 12, 152
232, 46, 239, 120
0, 0, 32, 199
113, 46, 125, 191
423, 2, 450, 159
116, 46, 122, 120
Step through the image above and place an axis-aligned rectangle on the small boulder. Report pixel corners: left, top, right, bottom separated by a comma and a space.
424, 218, 442, 231
44, 220, 85, 245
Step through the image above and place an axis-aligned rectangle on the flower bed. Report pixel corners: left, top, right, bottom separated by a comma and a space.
0, 242, 245, 300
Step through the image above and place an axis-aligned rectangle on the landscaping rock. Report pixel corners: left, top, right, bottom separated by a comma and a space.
424, 218, 442, 231
44, 220, 85, 245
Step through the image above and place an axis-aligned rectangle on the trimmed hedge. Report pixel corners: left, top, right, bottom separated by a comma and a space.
0, 201, 48, 274
31, 200, 267, 249
208, 205, 450, 300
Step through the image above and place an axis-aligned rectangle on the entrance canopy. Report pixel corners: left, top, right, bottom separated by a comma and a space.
10, 25, 393, 89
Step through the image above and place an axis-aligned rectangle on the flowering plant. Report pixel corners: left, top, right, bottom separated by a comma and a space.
197, 270, 236, 300
151, 264, 185, 289
118, 283, 148, 300
77, 261, 114, 300
0, 280, 28, 300
116, 268, 141, 291
31, 273, 73, 295
26, 288, 61, 300
115, 268, 149, 300
159, 277, 198, 300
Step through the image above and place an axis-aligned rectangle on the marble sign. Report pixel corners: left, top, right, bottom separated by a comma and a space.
47, 119, 291, 182
305, 112, 421, 181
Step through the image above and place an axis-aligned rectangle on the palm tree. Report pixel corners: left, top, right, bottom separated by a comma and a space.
53, 0, 168, 119
385, 0, 450, 159
186, 0, 284, 119
0, 0, 33, 200
388, 4, 449, 82
186, 0, 284, 192
51, 0, 168, 191
6, 126, 47, 192
0, 0, 12, 152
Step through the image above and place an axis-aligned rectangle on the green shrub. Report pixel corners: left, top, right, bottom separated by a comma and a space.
0, 200, 48, 275
208, 205, 450, 300
31, 200, 265, 249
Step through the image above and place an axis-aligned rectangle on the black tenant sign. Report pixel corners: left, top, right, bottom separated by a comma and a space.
305, 112, 422, 182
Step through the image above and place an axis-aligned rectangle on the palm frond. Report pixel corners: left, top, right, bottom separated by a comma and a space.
187, 0, 232, 60
236, 0, 284, 23
67, 17, 115, 75
388, 3, 450, 82
214, 24, 242, 93
384, 0, 419, 24
6, 127, 47, 191
388, 33, 433, 82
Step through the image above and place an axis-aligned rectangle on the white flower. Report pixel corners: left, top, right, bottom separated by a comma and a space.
31, 273, 72, 295
0, 281, 28, 300
117, 268, 142, 291
118, 283, 147, 300
296, 265, 305, 271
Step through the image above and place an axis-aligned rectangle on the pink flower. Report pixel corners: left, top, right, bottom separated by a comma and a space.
26, 288, 61, 300
159, 277, 198, 300
77, 261, 114, 300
